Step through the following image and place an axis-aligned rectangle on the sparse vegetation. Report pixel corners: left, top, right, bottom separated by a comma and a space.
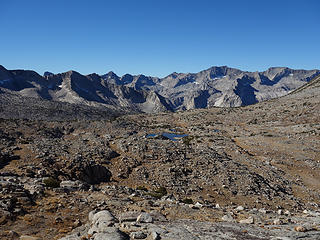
182, 136, 194, 146
43, 177, 60, 188
148, 186, 167, 199
181, 198, 193, 204
136, 186, 148, 191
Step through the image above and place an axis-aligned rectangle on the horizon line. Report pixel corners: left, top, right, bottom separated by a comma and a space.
1, 64, 319, 78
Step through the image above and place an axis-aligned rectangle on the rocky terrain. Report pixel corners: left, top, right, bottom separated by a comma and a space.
0, 65, 319, 115
0, 73, 319, 239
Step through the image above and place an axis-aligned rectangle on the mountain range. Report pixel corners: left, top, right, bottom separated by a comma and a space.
0, 65, 319, 118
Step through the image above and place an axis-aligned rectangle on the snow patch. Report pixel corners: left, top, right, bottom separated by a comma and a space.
212, 76, 226, 80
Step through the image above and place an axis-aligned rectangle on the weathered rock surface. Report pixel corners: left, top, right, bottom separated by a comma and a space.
60, 209, 320, 240
59, 210, 129, 240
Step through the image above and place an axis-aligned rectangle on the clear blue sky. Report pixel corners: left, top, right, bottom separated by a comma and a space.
1, 0, 319, 77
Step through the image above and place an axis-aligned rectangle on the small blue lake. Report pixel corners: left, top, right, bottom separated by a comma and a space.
146, 132, 188, 141
162, 132, 188, 141
146, 133, 158, 138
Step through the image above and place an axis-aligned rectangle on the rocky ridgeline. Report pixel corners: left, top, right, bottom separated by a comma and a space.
0, 65, 319, 117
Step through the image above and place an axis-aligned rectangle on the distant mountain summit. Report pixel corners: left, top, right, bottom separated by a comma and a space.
103, 66, 320, 110
0, 65, 319, 117
44, 71, 54, 77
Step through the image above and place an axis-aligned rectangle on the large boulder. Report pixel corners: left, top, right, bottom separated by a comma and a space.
60, 210, 129, 240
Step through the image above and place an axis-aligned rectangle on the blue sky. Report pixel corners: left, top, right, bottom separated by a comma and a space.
1, 0, 319, 77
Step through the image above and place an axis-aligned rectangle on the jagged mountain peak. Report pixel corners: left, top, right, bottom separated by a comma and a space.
265, 66, 289, 71
119, 74, 134, 85
103, 71, 119, 79
64, 70, 82, 76
0, 64, 319, 114
87, 73, 101, 79
165, 72, 184, 79
0, 65, 12, 80
44, 71, 54, 77
122, 73, 133, 77
0, 65, 8, 72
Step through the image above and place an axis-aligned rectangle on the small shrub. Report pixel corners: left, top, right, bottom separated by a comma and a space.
136, 186, 148, 191
147, 186, 167, 199
155, 186, 167, 195
43, 177, 60, 188
181, 198, 193, 204
182, 136, 194, 146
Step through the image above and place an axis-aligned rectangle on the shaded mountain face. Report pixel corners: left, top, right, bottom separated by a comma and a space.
0, 65, 319, 116
0, 66, 171, 114
103, 66, 320, 110
43, 71, 54, 77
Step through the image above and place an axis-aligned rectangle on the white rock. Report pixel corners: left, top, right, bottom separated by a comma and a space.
239, 216, 254, 224
60, 180, 82, 190
58, 236, 79, 240
236, 206, 244, 211
94, 231, 128, 240
119, 211, 140, 222
92, 210, 115, 224
89, 222, 115, 234
89, 210, 97, 222
258, 208, 267, 214
221, 215, 234, 222
150, 231, 160, 240
136, 213, 153, 223
273, 218, 283, 225
130, 231, 147, 239
194, 202, 203, 208
284, 210, 291, 216
277, 209, 283, 215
